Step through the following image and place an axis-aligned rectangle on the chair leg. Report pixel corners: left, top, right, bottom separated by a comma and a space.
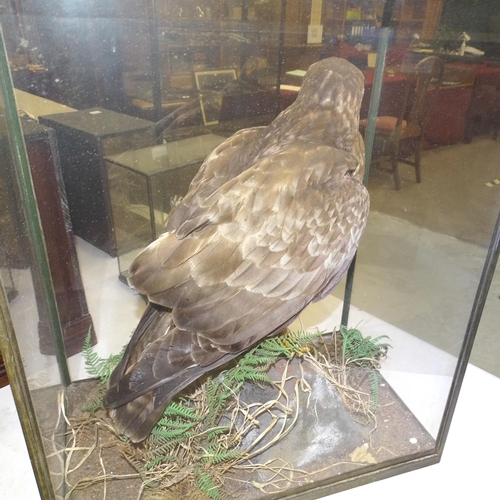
391, 150, 401, 190
414, 143, 422, 183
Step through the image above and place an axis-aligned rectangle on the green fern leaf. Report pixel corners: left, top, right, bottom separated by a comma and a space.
81, 394, 105, 413
339, 326, 391, 367
196, 469, 220, 499
162, 402, 203, 421
205, 426, 231, 440
82, 328, 127, 384
202, 448, 242, 465
369, 371, 381, 412
145, 455, 172, 470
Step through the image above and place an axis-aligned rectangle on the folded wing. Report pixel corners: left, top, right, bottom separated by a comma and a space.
103, 138, 369, 442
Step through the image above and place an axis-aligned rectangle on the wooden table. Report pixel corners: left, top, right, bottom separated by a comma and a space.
464, 63, 500, 141
281, 65, 475, 147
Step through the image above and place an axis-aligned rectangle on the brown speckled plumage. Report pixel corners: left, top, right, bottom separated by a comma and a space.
103, 57, 370, 442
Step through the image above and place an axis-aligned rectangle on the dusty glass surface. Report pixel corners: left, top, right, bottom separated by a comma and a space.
0, 1, 499, 499
0, 47, 66, 499
106, 133, 226, 279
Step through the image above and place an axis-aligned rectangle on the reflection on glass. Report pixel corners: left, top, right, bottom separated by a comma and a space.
0, 46, 66, 499
0, 1, 498, 499
107, 133, 226, 281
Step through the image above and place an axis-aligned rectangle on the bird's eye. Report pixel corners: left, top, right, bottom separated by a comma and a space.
345, 168, 356, 177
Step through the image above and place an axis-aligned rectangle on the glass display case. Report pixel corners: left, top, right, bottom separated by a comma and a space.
106, 132, 226, 282
0, 1, 499, 500
118, 0, 287, 124
20, 116, 95, 356
38, 108, 157, 256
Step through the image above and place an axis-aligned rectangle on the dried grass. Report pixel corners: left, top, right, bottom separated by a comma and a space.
56, 329, 384, 499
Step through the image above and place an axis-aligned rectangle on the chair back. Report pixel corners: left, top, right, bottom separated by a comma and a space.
407, 56, 444, 128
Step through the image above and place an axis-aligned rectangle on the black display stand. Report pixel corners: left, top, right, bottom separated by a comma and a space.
39, 108, 156, 256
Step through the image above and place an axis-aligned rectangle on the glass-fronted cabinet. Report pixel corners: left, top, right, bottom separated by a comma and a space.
0, 1, 499, 499
118, 0, 287, 124
106, 132, 226, 282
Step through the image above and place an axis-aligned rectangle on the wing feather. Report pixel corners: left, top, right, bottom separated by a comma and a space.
167, 127, 265, 232
130, 143, 368, 348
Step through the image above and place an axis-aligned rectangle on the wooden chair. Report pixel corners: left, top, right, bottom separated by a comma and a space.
360, 56, 444, 190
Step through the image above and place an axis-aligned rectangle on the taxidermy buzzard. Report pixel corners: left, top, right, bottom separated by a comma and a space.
103, 57, 370, 442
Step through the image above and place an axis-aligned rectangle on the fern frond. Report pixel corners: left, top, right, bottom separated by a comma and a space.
369, 371, 381, 412
81, 394, 105, 413
151, 421, 198, 440
238, 354, 277, 367
162, 402, 203, 421
202, 448, 242, 465
82, 328, 127, 385
230, 369, 272, 385
145, 455, 173, 470
144, 434, 191, 457
196, 468, 220, 499
205, 426, 230, 440
339, 326, 391, 368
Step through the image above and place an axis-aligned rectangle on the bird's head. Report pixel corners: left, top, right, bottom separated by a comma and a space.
293, 57, 365, 152
298, 58, 364, 110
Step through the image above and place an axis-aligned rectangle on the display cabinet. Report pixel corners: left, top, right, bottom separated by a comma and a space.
39, 108, 156, 256
106, 133, 226, 282
1, 2, 500, 500
22, 117, 95, 356
1, 115, 94, 357
117, 0, 286, 124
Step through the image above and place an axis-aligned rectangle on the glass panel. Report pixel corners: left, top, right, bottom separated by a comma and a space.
475, 263, 500, 376
0, 1, 499, 499
106, 133, 226, 280
107, 159, 152, 282
0, 31, 65, 499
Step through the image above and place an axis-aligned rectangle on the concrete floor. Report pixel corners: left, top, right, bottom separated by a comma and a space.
368, 136, 500, 248
349, 135, 500, 377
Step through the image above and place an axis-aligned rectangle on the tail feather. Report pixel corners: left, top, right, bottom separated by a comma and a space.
104, 302, 281, 442
108, 364, 211, 442
110, 392, 162, 442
